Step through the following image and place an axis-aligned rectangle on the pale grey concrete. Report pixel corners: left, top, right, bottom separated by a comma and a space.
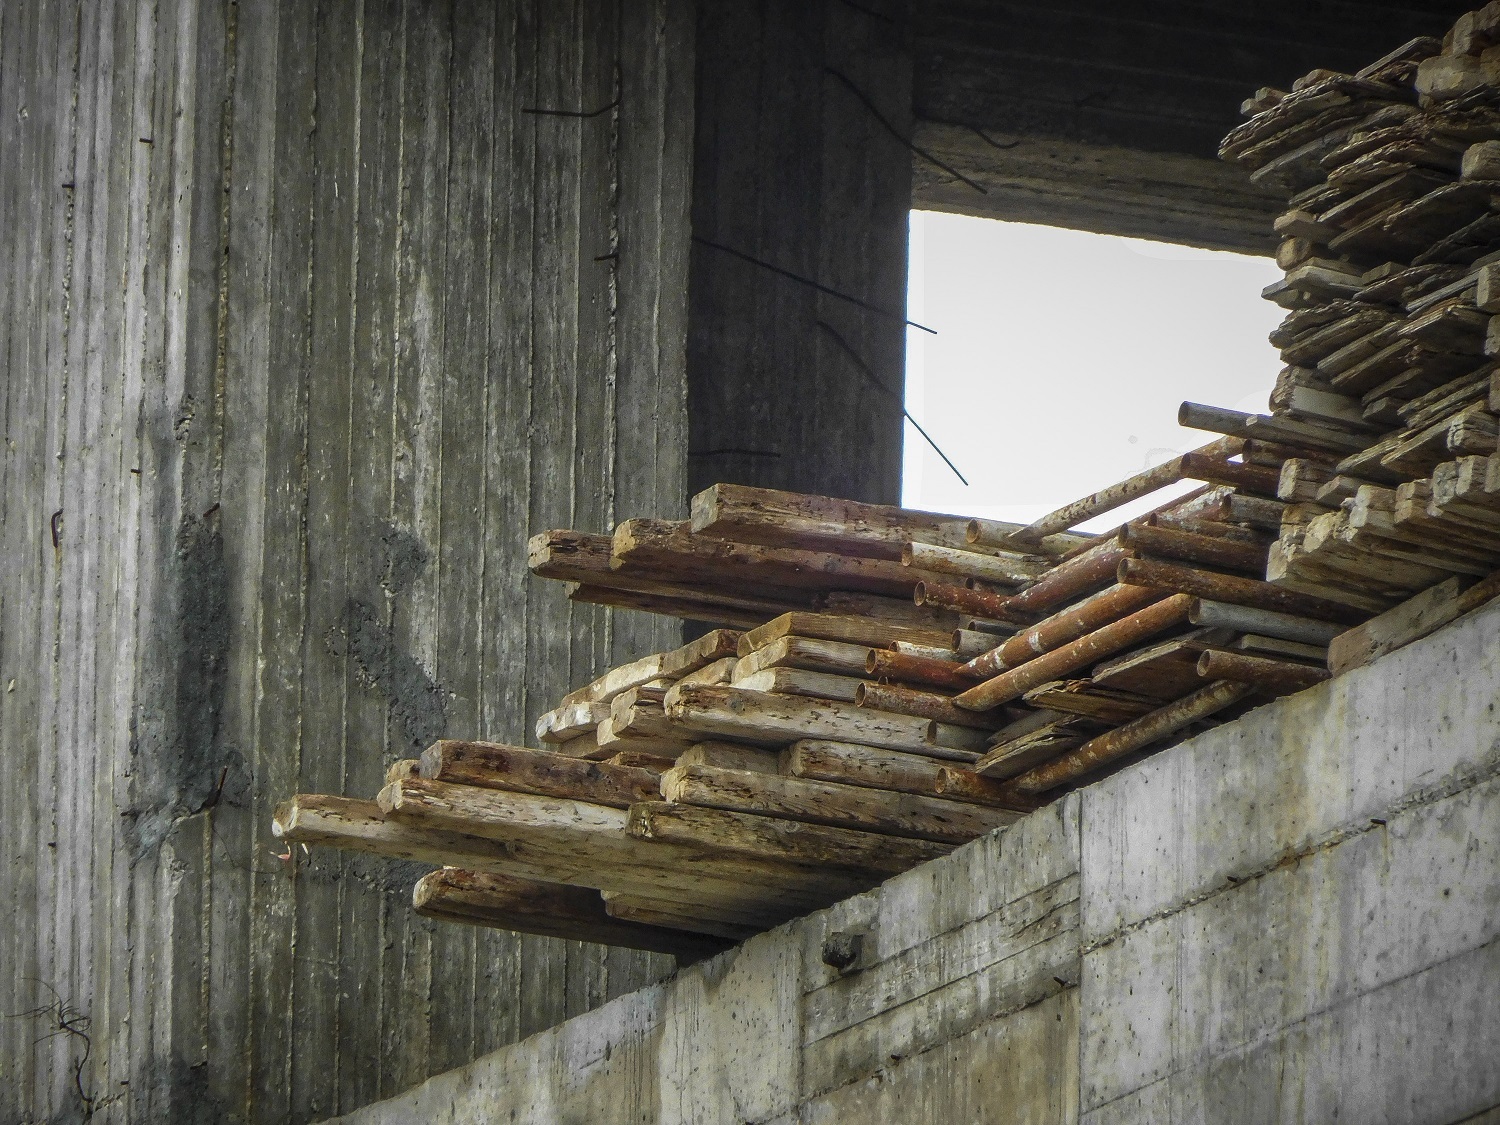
332, 600, 1500, 1125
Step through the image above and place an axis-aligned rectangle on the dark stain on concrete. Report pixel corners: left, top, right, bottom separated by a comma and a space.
329, 600, 448, 759
126, 511, 245, 858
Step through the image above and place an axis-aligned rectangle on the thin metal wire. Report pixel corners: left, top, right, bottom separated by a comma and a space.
822, 68, 988, 195
816, 321, 969, 486
694, 236, 936, 334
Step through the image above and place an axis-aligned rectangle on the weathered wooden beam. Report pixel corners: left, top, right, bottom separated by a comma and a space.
972, 715, 1100, 780
659, 763, 1018, 844
664, 682, 953, 757
688, 482, 976, 560
902, 541, 1048, 585
739, 611, 954, 654
1196, 649, 1330, 693
1010, 680, 1256, 794
418, 741, 662, 808
783, 739, 992, 803
566, 583, 802, 629
732, 634, 872, 681
600, 893, 770, 941
1118, 557, 1365, 624
1327, 568, 1500, 675
412, 869, 731, 960
560, 629, 742, 706
734, 667, 863, 703
535, 701, 612, 744
612, 518, 951, 598
626, 801, 951, 874
375, 779, 877, 908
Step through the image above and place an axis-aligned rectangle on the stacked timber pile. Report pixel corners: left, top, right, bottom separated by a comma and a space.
1214, 10, 1500, 621
277, 472, 1363, 952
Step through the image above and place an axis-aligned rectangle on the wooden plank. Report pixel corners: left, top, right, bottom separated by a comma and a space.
1328, 569, 1500, 674
902, 541, 1048, 585
361, 784, 878, 910
659, 763, 1019, 844
738, 612, 953, 655
664, 683, 944, 755
784, 740, 1033, 810
735, 667, 864, 703
612, 517, 951, 597
566, 581, 797, 629
413, 869, 731, 961
1090, 637, 1217, 700
418, 741, 662, 808
626, 801, 951, 874
973, 717, 1101, 781
559, 629, 742, 706
688, 482, 973, 559
600, 894, 769, 942
1021, 681, 1161, 723
535, 700, 612, 744
731, 634, 872, 681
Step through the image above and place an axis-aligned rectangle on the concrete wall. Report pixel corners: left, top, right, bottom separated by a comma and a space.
685, 0, 911, 505
332, 597, 1500, 1124
0, 1, 694, 1120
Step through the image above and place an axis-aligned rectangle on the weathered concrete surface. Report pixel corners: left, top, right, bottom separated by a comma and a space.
332, 599, 1500, 1125
910, 1, 1473, 251
0, 1, 697, 1120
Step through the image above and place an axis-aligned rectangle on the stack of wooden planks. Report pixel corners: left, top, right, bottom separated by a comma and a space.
277, 474, 1360, 951
1214, 10, 1500, 617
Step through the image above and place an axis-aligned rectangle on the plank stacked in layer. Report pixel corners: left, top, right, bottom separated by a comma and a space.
1215, 12, 1500, 620
278, 476, 1351, 952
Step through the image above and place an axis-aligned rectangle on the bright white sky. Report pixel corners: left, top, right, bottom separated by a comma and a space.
902, 211, 1285, 530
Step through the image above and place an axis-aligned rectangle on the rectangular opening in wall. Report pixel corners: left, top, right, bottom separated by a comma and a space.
902, 211, 1284, 527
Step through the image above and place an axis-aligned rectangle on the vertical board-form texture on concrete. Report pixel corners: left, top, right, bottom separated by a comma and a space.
331, 599, 1500, 1125
686, 0, 911, 506
0, 0, 693, 1120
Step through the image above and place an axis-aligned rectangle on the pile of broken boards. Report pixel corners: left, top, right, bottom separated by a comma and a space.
1219, 8, 1500, 662
278, 476, 1366, 955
